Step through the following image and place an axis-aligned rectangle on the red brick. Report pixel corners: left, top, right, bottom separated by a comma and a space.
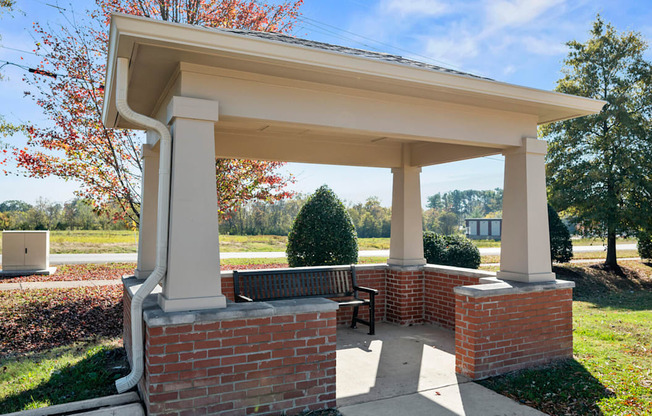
165, 324, 193, 335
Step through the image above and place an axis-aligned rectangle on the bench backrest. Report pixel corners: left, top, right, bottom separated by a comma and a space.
233, 266, 357, 301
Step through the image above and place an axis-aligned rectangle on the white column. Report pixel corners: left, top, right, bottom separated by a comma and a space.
135, 143, 158, 279
388, 145, 426, 267
497, 138, 555, 283
159, 97, 226, 312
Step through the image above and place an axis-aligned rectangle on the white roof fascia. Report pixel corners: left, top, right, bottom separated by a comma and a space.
102, 13, 606, 128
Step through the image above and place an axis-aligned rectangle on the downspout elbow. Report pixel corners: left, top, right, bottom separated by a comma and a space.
113, 57, 172, 393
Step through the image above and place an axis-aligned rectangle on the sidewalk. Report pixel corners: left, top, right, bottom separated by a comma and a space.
0, 279, 121, 291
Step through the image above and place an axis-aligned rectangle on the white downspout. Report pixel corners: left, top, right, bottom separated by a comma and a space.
114, 57, 172, 393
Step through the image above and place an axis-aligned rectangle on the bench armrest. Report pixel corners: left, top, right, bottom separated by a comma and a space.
236, 294, 254, 302
354, 285, 379, 295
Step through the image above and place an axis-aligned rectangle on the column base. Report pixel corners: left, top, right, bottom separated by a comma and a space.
158, 293, 227, 312
496, 270, 556, 283
134, 269, 153, 279
387, 257, 426, 267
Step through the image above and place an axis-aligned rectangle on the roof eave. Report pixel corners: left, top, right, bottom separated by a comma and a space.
102, 13, 605, 129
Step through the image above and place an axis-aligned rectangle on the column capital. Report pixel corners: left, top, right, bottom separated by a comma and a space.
503, 137, 547, 156
166, 96, 219, 125
141, 143, 157, 160
391, 166, 422, 174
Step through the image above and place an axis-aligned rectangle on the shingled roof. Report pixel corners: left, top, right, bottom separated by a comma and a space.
219, 27, 490, 80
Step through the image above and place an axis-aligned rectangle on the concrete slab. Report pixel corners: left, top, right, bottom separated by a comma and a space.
337, 323, 463, 407
336, 323, 547, 416
3, 392, 141, 416
338, 382, 547, 416
0, 267, 57, 278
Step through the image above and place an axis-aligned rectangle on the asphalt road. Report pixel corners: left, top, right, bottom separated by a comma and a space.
0, 244, 638, 265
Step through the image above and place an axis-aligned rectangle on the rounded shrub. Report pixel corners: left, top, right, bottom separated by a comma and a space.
638, 231, 652, 260
548, 204, 573, 263
287, 185, 358, 267
423, 232, 481, 269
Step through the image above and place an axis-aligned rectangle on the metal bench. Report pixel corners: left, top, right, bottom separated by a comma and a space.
232, 265, 378, 335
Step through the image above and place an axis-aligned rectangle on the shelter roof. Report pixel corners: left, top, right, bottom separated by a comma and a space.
214, 27, 489, 80
103, 13, 604, 133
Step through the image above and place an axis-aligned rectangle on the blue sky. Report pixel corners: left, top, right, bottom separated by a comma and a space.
1, 0, 652, 207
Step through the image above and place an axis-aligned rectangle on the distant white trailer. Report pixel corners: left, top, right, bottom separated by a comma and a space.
465, 218, 502, 240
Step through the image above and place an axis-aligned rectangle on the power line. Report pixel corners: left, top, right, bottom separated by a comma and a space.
0, 45, 41, 56
250, 0, 469, 72
0, 58, 104, 89
23, 0, 67, 10
296, 14, 470, 73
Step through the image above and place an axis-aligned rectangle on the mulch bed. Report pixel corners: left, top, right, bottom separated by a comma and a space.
0, 262, 291, 284
0, 264, 135, 283
0, 286, 123, 358
554, 260, 652, 299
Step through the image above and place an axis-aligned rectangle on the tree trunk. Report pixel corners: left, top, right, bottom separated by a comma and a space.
605, 230, 618, 268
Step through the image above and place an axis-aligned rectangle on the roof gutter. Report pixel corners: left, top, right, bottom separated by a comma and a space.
113, 56, 172, 393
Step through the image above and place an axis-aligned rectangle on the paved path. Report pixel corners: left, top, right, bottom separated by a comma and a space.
0, 244, 638, 265
0, 279, 122, 291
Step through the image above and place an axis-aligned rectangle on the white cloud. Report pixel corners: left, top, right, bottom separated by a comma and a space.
520, 35, 569, 56
380, 0, 451, 18
503, 64, 516, 76
484, 0, 567, 30
423, 34, 480, 67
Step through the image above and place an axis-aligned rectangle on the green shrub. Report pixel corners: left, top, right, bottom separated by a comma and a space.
548, 204, 573, 263
287, 185, 358, 267
638, 231, 652, 260
423, 232, 481, 269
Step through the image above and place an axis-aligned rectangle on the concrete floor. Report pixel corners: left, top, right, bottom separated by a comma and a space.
336, 323, 547, 416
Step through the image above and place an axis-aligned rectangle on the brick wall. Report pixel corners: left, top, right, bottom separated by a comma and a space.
455, 284, 574, 380
423, 268, 486, 329
385, 268, 424, 325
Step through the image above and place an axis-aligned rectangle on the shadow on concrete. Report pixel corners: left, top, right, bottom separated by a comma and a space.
336, 323, 546, 416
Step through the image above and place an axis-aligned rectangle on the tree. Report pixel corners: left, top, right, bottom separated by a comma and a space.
0, 200, 32, 212
3, 0, 302, 225
637, 231, 652, 261
286, 185, 358, 267
437, 212, 458, 235
543, 16, 652, 268
548, 204, 573, 263
347, 197, 391, 238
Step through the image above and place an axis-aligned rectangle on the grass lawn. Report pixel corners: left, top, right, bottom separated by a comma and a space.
479, 261, 652, 416
0, 339, 128, 413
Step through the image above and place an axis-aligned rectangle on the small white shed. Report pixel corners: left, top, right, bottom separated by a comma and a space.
1, 230, 55, 276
